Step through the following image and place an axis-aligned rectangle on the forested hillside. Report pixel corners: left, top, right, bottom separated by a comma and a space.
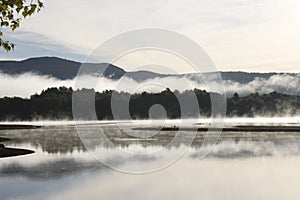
0, 87, 299, 121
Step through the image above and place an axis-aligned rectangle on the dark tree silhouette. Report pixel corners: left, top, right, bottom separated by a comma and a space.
0, 87, 299, 121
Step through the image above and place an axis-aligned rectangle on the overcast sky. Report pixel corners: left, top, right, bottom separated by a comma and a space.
0, 0, 299, 73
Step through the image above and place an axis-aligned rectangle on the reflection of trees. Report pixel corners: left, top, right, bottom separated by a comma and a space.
110, 131, 300, 149
2, 125, 300, 155
1, 126, 300, 179
0, 158, 107, 180
2, 127, 86, 154
0, 137, 10, 142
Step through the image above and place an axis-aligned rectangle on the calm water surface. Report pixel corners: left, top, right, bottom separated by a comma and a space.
1, 121, 300, 200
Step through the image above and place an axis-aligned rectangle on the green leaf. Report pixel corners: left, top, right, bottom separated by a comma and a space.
0, 0, 44, 51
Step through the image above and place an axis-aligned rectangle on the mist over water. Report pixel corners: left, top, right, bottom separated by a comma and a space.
2, 124, 300, 200
0, 72, 299, 98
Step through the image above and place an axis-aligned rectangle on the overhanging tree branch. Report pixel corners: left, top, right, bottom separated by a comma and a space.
0, 0, 43, 51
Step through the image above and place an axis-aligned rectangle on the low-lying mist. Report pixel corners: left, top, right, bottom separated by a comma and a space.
0, 72, 299, 98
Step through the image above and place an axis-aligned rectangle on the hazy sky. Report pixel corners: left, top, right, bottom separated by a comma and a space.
0, 0, 300, 73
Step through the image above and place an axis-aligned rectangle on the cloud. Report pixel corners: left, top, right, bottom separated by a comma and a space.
0, 31, 85, 62
0, 73, 73, 98
1, 0, 300, 72
223, 74, 300, 96
0, 72, 299, 98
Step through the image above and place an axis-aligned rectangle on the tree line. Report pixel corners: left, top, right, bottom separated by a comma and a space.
0, 87, 299, 121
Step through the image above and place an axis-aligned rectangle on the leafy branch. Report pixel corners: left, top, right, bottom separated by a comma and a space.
0, 0, 43, 51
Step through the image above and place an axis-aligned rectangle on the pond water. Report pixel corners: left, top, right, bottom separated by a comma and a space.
1, 120, 300, 200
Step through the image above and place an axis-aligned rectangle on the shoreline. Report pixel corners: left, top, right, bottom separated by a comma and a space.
1, 120, 300, 132
134, 125, 300, 132
0, 124, 42, 130
0, 144, 35, 158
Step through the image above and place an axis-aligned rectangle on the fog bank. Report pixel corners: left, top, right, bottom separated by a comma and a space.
0, 72, 299, 98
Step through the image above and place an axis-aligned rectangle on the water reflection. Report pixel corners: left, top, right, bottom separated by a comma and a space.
0, 158, 107, 179
2, 125, 300, 154
1, 124, 300, 199
1, 126, 86, 154
0, 125, 300, 177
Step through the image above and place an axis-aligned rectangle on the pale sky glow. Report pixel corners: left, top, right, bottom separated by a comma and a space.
0, 0, 300, 73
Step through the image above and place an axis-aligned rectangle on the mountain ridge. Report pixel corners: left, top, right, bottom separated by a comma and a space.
0, 57, 298, 83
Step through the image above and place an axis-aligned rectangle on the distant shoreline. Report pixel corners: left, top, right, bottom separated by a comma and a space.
0, 124, 42, 130
134, 125, 300, 132
1, 122, 300, 132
